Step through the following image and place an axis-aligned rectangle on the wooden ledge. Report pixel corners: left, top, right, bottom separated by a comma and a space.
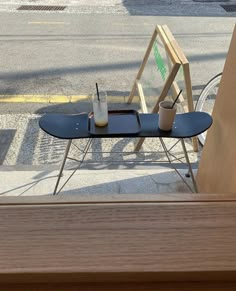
1, 193, 236, 205
1, 193, 236, 287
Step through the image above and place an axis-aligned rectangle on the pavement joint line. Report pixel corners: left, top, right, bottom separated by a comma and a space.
28, 21, 69, 25
0, 94, 140, 103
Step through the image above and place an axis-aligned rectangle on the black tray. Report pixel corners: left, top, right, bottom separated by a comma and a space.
89, 110, 141, 136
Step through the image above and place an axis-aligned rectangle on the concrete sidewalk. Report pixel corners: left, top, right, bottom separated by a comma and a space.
0, 166, 195, 197
0, 111, 199, 197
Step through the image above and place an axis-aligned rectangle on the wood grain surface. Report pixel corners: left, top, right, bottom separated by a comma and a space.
1, 198, 236, 285
197, 24, 236, 192
1, 193, 236, 205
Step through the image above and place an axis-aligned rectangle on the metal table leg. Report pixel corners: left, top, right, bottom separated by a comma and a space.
54, 138, 92, 195
180, 139, 198, 193
53, 139, 72, 195
159, 138, 173, 166
159, 138, 197, 193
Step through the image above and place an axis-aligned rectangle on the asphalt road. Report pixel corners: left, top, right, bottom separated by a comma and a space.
1, 0, 236, 16
0, 11, 235, 112
0, 2, 235, 166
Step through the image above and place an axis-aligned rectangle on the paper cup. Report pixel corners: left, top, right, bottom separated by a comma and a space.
158, 100, 177, 131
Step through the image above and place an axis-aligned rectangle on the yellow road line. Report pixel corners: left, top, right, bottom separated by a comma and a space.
0, 94, 139, 103
0, 95, 89, 103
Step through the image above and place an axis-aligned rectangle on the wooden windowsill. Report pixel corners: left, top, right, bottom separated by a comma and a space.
1, 193, 236, 289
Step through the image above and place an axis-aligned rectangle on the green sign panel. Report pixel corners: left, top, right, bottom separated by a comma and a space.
153, 40, 167, 81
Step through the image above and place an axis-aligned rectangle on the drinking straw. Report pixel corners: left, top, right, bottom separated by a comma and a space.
96, 83, 100, 101
171, 89, 182, 109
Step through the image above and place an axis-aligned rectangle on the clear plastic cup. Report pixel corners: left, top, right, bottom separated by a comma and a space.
92, 91, 108, 127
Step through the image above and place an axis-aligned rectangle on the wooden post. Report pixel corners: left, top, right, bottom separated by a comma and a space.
197, 25, 236, 193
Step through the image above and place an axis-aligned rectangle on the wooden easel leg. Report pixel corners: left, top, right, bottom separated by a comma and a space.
134, 137, 145, 152
183, 64, 199, 152
127, 27, 158, 104
133, 63, 181, 152
152, 63, 180, 113
127, 81, 137, 104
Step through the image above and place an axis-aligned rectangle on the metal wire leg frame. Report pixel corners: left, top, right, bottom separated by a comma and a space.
159, 138, 198, 193
180, 139, 198, 193
54, 137, 198, 195
53, 138, 92, 195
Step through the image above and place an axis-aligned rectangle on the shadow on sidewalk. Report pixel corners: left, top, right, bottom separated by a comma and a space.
0, 169, 192, 196
0, 129, 16, 165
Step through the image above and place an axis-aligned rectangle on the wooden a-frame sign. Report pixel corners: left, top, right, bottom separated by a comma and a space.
128, 25, 198, 152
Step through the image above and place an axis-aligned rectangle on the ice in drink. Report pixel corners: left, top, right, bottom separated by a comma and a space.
92, 91, 108, 127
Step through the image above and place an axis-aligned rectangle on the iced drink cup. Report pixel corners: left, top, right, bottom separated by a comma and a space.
92, 91, 108, 127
